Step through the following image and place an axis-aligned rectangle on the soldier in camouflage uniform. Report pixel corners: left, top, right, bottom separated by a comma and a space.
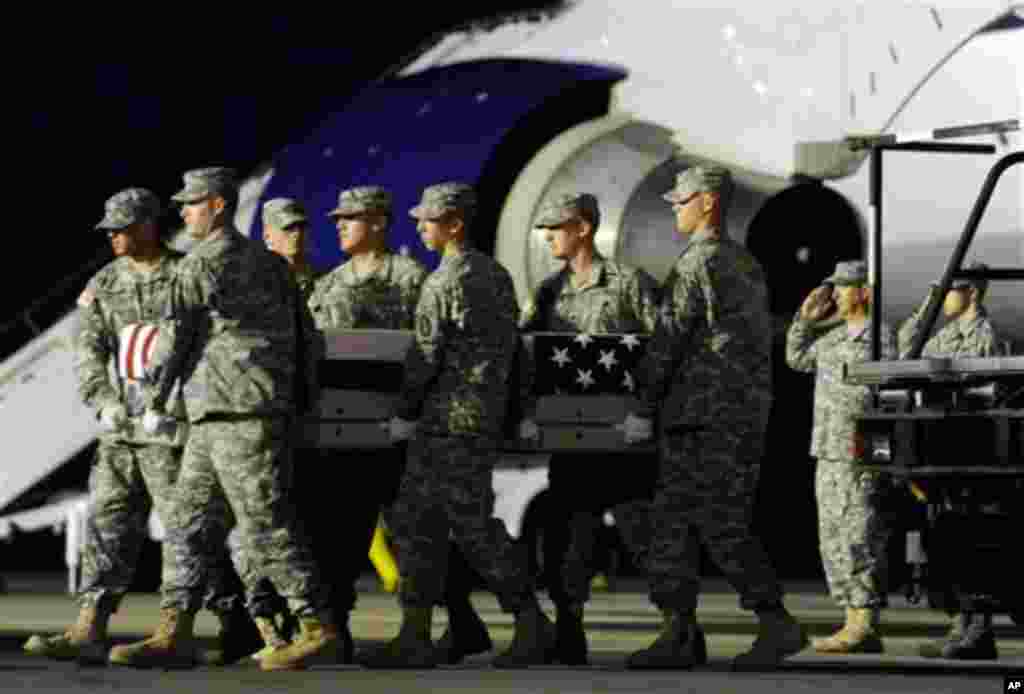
24, 189, 259, 666
311, 185, 491, 665
357, 183, 555, 669
624, 165, 807, 670
787, 259, 897, 655
262, 198, 323, 300
513, 192, 661, 664
898, 262, 1003, 660
108, 168, 335, 672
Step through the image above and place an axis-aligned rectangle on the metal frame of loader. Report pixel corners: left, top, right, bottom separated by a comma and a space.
844, 120, 1022, 623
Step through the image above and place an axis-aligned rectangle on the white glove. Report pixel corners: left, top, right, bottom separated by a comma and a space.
518, 418, 540, 442
99, 404, 128, 432
380, 416, 417, 443
142, 408, 171, 436
617, 413, 654, 445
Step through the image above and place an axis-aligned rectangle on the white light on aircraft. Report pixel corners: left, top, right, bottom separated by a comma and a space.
796, 247, 811, 264
322, 147, 334, 158
722, 24, 737, 42
417, 102, 432, 116
368, 145, 381, 156
754, 80, 768, 96
475, 92, 489, 103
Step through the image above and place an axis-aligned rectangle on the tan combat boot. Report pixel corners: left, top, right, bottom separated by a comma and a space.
814, 607, 883, 654
23, 602, 113, 663
251, 615, 292, 661
260, 612, 339, 672
108, 607, 197, 668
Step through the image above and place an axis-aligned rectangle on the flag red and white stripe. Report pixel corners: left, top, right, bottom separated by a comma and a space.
118, 323, 159, 381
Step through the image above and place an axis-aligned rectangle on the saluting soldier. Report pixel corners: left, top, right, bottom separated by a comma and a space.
787, 259, 897, 655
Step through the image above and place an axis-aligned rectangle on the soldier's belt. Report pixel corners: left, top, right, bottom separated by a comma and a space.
304, 329, 656, 453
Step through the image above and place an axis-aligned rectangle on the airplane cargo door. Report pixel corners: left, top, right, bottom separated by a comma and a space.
746, 181, 863, 579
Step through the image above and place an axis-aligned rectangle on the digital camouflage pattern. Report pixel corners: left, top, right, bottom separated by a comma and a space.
388, 434, 532, 611
162, 418, 325, 617
786, 318, 897, 463
148, 226, 320, 421
633, 228, 773, 430
308, 253, 427, 330
389, 240, 534, 613
642, 426, 783, 611
631, 227, 782, 612
292, 265, 324, 305
262, 198, 308, 230
897, 295, 999, 359
74, 250, 239, 615
94, 188, 161, 231
147, 225, 325, 617
395, 247, 520, 438
76, 253, 188, 447
518, 252, 660, 606
533, 192, 600, 229
408, 182, 476, 221
327, 186, 392, 218
170, 167, 237, 204
786, 316, 897, 608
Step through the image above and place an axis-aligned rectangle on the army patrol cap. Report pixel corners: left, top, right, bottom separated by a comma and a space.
409, 182, 477, 220
95, 188, 162, 231
824, 260, 868, 287
932, 260, 990, 293
328, 186, 392, 218
262, 198, 308, 230
535, 193, 600, 228
663, 164, 733, 203
171, 167, 238, 204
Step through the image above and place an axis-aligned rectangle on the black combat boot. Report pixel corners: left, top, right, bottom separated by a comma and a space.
924, 611, 998, 660
491, 599, 556, 668
732, 606, 808, 670
434, 594, 492, 664
355, 606, 438, 669
554, 603, 588, 666
626, 609, 707, 670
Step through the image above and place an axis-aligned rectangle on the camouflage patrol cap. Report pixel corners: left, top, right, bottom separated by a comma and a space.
170, 167, 238, 203
663, 164, 733, 203
535, 193, 600, 228
262, 198, 308, 230
409, 182, 476, 220
932, 260, 990, 293
327, 186, 392, 218
95, 188, 161, 231
825, 260, 868, 286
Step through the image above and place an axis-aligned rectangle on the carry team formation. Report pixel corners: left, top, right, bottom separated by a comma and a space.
21, 162, 1007, 672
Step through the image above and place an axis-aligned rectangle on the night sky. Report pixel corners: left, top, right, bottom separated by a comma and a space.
4, 4, 559, 352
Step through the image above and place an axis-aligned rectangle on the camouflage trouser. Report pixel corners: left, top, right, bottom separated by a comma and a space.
815, 458, 889, 608
79, 440, 243, 615
161, 417, 325, 618
388, 433, 532, 612
546, 453, 657, 606
641, 425, 783, 612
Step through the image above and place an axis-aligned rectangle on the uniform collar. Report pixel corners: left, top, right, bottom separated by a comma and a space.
563, 253, 608, 292
340, 252, 393, 286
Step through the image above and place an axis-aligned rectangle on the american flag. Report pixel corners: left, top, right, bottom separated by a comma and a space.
529, 333, 650, 396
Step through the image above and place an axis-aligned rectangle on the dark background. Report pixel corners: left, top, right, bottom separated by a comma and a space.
3, 5, 852, 589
